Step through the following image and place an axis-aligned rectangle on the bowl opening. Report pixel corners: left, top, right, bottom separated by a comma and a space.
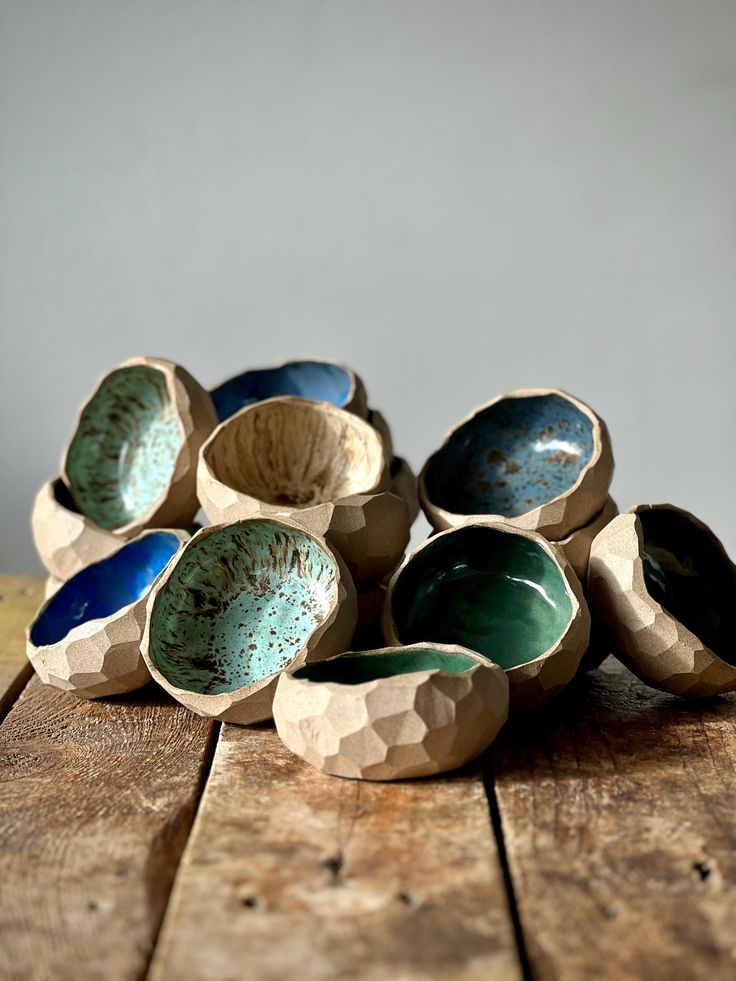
205, 400, 382, 508
148, 520, 340, 695
294, 648, 477, 685
424, 393, 595, 518
211, 361, 354, 422
65, 365, 184, 530
391, 526, 573, 669
30, 531, 181, 647
639, 508, 736, 666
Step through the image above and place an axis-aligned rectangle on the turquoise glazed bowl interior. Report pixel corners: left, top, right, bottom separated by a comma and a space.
294, 648, 477, 685
30, 532, 181, 647
424, 393, 595, 518
148, 520, 340, 695
211, 361, 355, 422
639, 508, 736, 665
65, 365, 184, 531
390, 526, 573, 669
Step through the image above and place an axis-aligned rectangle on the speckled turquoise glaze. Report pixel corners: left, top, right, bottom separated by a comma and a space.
65, 366, 183, 530
211, 361, 354, 422
294, 648, 476, 685
148, 521, 340, 695
390, 526, 573, 669
424, 394, 595, 518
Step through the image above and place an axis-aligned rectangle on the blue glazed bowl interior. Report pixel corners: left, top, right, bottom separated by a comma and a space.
424, 394, 595, 518
211, 361, 354, 421
30, 532, 181, 647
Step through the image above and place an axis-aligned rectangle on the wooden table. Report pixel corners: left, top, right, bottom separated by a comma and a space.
2, 574, 735, 981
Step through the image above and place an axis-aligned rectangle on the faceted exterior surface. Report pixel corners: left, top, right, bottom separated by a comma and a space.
273, 644, 509, 780
554, 496, 618, 582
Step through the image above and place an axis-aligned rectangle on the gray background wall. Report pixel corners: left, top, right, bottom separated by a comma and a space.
2, 0, 735, 572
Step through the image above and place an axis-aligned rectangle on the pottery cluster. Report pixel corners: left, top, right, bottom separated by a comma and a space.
26, 357, 736, 781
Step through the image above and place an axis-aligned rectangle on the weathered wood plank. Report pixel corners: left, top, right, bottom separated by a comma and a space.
492, 656, 736, 980
0, 575, 43, 719
150, 724, 521, 981
0, 673, 216, 981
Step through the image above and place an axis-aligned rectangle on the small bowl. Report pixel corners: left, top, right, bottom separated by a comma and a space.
273, 643, 508, 780
420, 388, 614, 540
210, 358, 368, 422
390, 456, 419, 525
197, 397, 409, 582
553, 496, 618, 582
588, 504, 736, 697
62, 356, 217, 536
141, 518, 357, 724
384, 522, 590, 712
27, 529, 188, 699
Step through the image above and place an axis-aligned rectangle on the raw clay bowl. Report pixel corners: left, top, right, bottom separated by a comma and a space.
420, 388, 613, 540
210, 359, 368, 422
384, 522, 590, 712
27, 529, 187, 698
142, 518, 357, 725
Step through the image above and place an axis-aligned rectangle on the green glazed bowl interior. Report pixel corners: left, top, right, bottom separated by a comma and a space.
391, 526, 572, 669
148, 520, 340, 695
293, 648, 477, 685
639, 508, 736, 666
65, 365, 183, 530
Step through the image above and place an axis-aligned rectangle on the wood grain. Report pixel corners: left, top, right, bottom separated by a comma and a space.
151, 724, 521, 980
492, 656, 736, 980
0, 574, 43, 720
0, 675, 216, 980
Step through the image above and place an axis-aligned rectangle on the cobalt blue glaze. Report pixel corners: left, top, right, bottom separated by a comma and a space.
30, 532, 181, 647
211, 361, 354, 422
424, 394, 595, 518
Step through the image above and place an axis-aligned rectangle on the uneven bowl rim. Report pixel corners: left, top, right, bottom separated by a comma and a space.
418, 387, 612, 535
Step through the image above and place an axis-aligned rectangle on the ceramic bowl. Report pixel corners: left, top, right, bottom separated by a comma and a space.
141, 518, 357, 724
27, 529, 188, 699
61, 356, 217, 537
273, 643, 509, 780
420, 388, 614, 540
588, 504, 736, 697
390, 456, 419, 525
197, 397, 410, 583
210, 358, 368, 422
553, 496, 618, 582
384, 522, 590, 712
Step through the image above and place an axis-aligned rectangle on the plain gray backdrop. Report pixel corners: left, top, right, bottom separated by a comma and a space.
2, 0, 735, 572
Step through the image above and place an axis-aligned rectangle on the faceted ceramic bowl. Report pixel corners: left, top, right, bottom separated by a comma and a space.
141, 518, 357, 724
420, 388, 613, 540
197, 397, 410, 583
384, 522, 590, 712
553, 496, 618, 582
273, 643, 509, 780
588, 504, 736, 697
210, 358, 368, 422
61, 356, 217, 537
27, 529, 188, 699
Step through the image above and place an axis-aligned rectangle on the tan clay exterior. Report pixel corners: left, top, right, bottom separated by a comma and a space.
554, 496, 619, 582
588, 504, 736, 697
140, 520, 358, 725
273, 643, 509, 780
390, 456, 420, 525
419, 388, 614, 540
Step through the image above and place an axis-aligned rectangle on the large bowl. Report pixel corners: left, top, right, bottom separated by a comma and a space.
420, 388, 613, 540
27, 529, 188, 698
141, 518, 357, 724
273, 643, 508, 780
384, 522, 590, 712
588, 504, 736, 697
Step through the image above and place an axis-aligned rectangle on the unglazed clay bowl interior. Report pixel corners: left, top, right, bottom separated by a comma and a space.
65, 364, 184, 530
211, 360, 357, 422
423, 393, 595, 519
638, 508, 736, 666
293, 646, 479, 684
147, 520, 341, 695
203, 399, 384, 508
389, 526, 573, 670
29, 531, 182, 647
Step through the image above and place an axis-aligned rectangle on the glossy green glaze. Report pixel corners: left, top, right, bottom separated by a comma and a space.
148, 520, 340, 695
66, 365, 183, 530
294, 648, 476, 685
391, 526, 572, 669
